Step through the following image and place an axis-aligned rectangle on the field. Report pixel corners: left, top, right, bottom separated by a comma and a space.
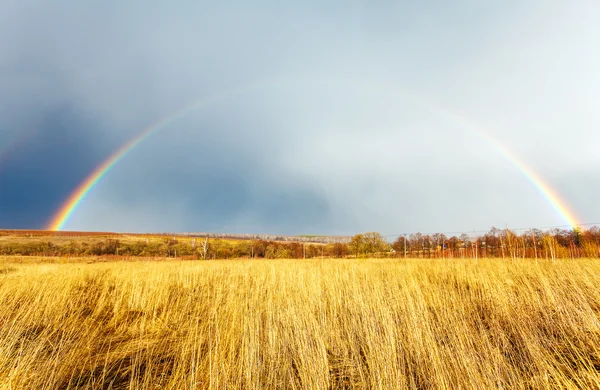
1, 257, 599, 389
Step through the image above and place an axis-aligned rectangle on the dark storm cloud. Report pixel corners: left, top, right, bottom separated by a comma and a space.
63, 99, 337, 234
0, 106, 108, 228
1, 1, 599, 233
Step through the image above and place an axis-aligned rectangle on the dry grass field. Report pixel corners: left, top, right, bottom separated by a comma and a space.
1, 257, 599, 389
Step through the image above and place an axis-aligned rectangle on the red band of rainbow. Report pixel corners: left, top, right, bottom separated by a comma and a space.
47, 79, 581, 231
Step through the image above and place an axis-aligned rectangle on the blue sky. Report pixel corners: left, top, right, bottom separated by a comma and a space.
1, 1, 599, 235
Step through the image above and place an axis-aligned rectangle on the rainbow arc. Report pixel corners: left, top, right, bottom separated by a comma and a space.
46, 79, 581, 231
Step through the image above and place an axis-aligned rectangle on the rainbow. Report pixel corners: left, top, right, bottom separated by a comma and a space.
431, 105, 581, 229
483, 136, 580, 228
46, 84, 261, 231
47, 78, 581, 231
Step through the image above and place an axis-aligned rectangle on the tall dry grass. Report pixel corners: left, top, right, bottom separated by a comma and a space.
0, 258, 599, 389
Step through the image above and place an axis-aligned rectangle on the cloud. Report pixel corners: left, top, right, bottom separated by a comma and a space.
0, 105, 107, 228
1, 1, 598, 234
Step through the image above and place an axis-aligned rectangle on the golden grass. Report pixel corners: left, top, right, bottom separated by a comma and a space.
0, 255, 167, 264
1, 257, 599, 389
0, 233, 186, 245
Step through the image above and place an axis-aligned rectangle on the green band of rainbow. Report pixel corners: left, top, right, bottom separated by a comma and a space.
433, 106, 580, 229
482, 136, 580, 228
46, 88, 250, 231
47, 79, 581, 231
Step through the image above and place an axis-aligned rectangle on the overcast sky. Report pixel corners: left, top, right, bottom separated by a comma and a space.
1, 1, 599, 235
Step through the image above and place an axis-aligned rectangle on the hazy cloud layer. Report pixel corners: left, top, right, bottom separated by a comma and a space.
1, 1, 599, 234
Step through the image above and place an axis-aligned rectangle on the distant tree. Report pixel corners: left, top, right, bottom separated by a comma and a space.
431, 233, 447, 257
482, 227, 500, 257
409, 233, 423, 257
582, 227, 600, 258
275, 246, 291, 259
350, 232, 388, 257
525, 229, 544, 259
459, 234, 470, 257
289, 242, 303, 259
363, 232, 389, 255
233, 241, 253, 258
265, 244, 276, 259
306, 244, 321, 258
213, 240, 234, 259
164, 238, 178, 257
392, 236, 407, 257
542, 233, 558, 262
447, 236, 459, 257
422, 235, 433, 258
201, 237, 209, 260
349, 234, 365, 258
329, 242, 348, 258
571, 227, 583, 247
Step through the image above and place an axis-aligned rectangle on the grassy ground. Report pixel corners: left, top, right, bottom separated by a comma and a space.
0, 232, 185, 246
1, 257, 599, 389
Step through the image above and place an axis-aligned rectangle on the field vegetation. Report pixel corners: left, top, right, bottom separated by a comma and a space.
1, 257, 599, 389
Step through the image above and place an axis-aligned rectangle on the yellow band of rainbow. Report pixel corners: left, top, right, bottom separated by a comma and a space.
47, 79, 581, 231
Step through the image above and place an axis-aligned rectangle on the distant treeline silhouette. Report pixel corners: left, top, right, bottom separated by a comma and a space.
1, 227, 599, 259
150, 232, 353, 244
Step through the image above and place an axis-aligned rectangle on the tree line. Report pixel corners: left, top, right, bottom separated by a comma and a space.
1, 226, 599, 259
389, 227, 600, 261
0, 237, 347, 259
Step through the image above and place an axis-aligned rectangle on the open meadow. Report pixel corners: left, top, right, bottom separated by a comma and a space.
1, 257, 599, 389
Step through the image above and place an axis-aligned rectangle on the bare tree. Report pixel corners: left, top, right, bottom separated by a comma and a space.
201, 237, 209, 260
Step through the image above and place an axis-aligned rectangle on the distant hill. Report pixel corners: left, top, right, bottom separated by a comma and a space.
151, 232, 352, 244
0, 230, 352, 244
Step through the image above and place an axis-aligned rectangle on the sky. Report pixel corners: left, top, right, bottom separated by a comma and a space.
1, 1, 599, 236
